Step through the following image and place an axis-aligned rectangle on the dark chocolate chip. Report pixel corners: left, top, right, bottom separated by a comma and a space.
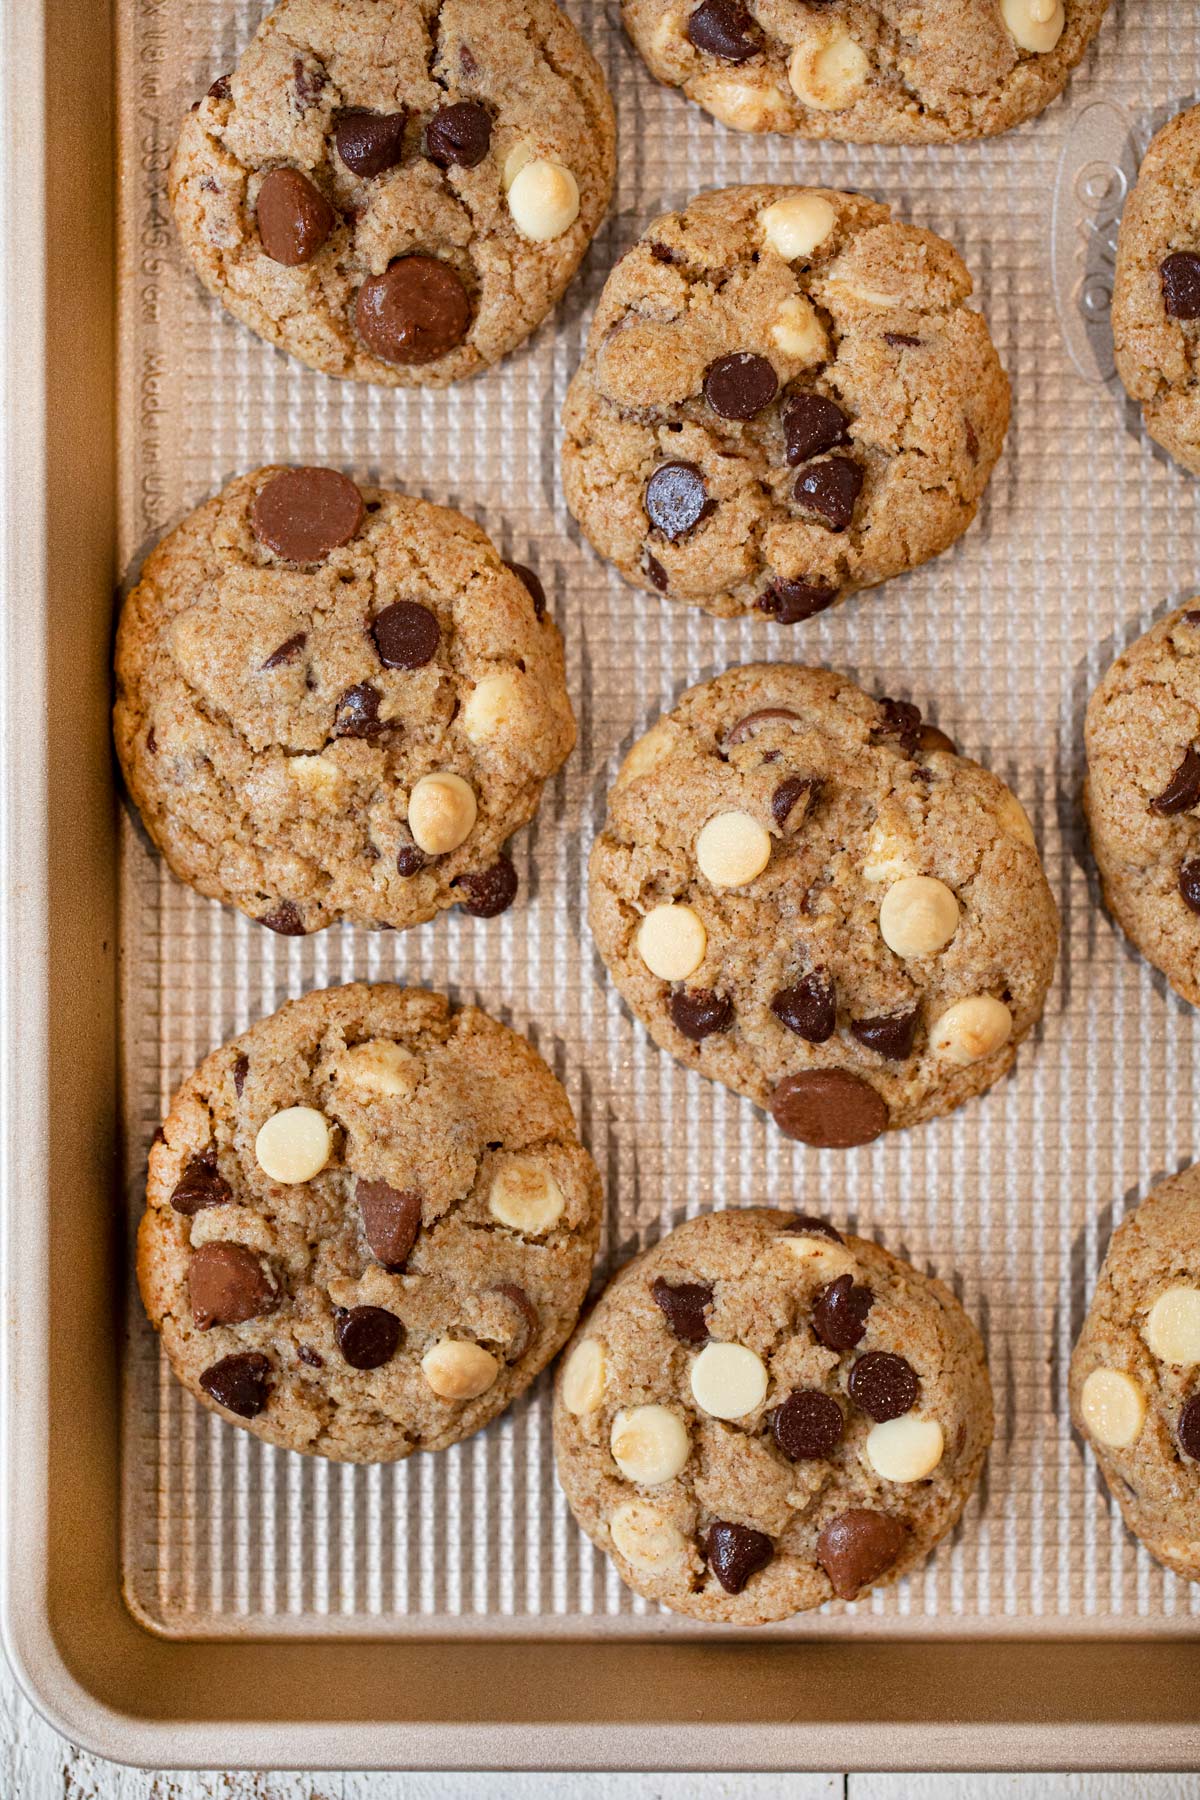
669, 987, 733, 1041
645, 462, 712, 541
811, 1273, 874, 1351
771, 1070, 888, 1146
783, 392, 851, 465
771, 973, 836, 1043
1161, 252, 1200, 320
794, 456, 863, 531
151, 1125, 166, 1149
335, 1305, 402, 1370
492, 1282, 539, 1360
505, 561, 547, 621
724, 707, 800, 747
232, 1054, 249, 1098
292, 56, 328, 111
200, 1351, 272, 1419
757, 576, 839, 623
772, 1388, 844, 1461
651, 1275, 714, 1345
772, 774, 820, 828
256, 166, 336, 266
704, 1520, 774, 1594
261, 900, 307, 937
1149, 746, 1200, 815
784, 1214, 843, 1243
335, 108, 408, 177
190, 1242, 278, 1331
650, 241, 678, 264
260, 632, 308, 671
849, 1008, 920, 1061
704, 352, 779, 421
208, 75, 232, 100
1178, 1395, 1200, 1460
372, 600, 440, 669
964, 419, 980, 460
297, 1344, 324, 1369
456, 856, 519, 918
874, 697, 924, 756
251, 467, 364, 563
460, 44, 479, 78
146, 725, 158, 754
170, 1152, 232, 1216
356, 255, 472, 365
1181, 859, 1200, 914
645, 552, 670, 592
333, 683, 383, 738
884, 331, 921, 347
356, 1179, 422, 1271
1185, 611, 1200, 627
396, 839, 427, 878
816, 1508, 907, 1600
686, 0, 764, 62
426, 101, 493, 169
849, 1350, 919, 1422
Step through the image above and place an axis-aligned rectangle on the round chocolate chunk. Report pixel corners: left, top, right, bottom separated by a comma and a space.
645, 462, 712, 541
1149, 746, 1200, 816
1161, 252, 1200, 321
335, 1305, 403, 1370
356, 256, 472, 366
1180, 859, 1200, 914
333, 682, 383, 738
771, 974, 836, 1044
426, 101, 493, 169
757, 577, 839, 623
811, 1274, 874, 1352
772, 1388, 844, 1461
794, 457, 864, 532
504, 561, 548, 621
335, 109, 408, 177
372, 600, 440, 669
782, 392, 851, 466
200, 1351, 272, 1419
456, 857, 519, 918
356, 1179, 422, 1271
170, 1151, 232, 1216
849, 1009, 920, 1061
251, 467, 365, 564
651, 1275, 714, 1344
772, 774, 820, 828
816, 1508, 907, 1600
669, 987, 733, 1041
770, 1069, 888, 1147
704, 352, 779, 421
704, 1520, 774, 1595
784, 1213, 843, 1242
260, 632, 307, 671
190, 1242, 278, 1331
1178, 1394, 1200, 1460
259, 901, 307, 937
685, 0, 763, 62
849, 1350, 919, 1422
256, 166, 336, 267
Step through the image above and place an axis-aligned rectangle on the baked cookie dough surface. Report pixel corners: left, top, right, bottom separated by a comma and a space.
171, 0, 615, 385
1084, 604, 1200, 1006
114, 467, 575, 936
562, 185, 1008, 625
588, 664, 1058, 1147
1113, 104, 1200, 477
622, 0, 1110, 142
1070, 1164, 1200, 1583
138, 983, 604, 1463
554, 1207, 992, 1625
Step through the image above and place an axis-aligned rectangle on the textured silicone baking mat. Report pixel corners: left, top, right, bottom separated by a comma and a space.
117, 0, 1200, 1638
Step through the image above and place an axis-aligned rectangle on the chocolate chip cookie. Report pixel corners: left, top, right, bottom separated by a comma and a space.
170, 0, 615, 386
114, 467, 575, 936
588, 665, 1058, 1147
1070, 1164, 1200, 1583
554, 1207, 992, 1624
1084, 604, 1200, 1005
138, 983, 603, 1463
1113, 104, 1200, 477
621, 1, 1110, 141
562, 186, 1008, 624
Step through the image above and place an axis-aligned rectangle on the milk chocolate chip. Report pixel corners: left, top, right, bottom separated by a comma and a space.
668, 987, 733, 1040
849, 1350, 918, 1422
356, 256, 471, 365
256, 167, 336, 266
1161, 252, 1200, 320
782, 392, 850, 465
492, 1282, 539, 1360
723, 707, 800, 746
794, 457, 863, 531
356, 1179, 422, 1271
645, 462, 712, 540
335, 109, 408, 177
704, 1520, 774, 1594
190, 1242, 278, 1330
772, 1388, 844, 1460
251, 467, 365, 563
651, 1275, 714, 1344
816, 1508, 907, 1599
757, 577, 839, 623
686, 0, 764, 61
372, 600, 440, 669
849, 1008, 920, 1060
812, 1273, 873, 1351
200, 1351, 272, 1418
771, 1069, 888, 1147
456, 857, 519, 918
335, 1305, 402, 1370
426, 101, 493, 169
1149, 746, 1200, 815
170, 1151, 232, 1216
704, 353, 778, 421
771, 973, 836, 1043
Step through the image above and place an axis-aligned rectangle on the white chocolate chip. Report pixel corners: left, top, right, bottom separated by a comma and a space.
610, 1405, 690, 1486
775, 1234, 857, 1283
1001, 0, 1065, 53
695, 811, 772, 888
694, 76, 790, 132
339, 1039, 421, 1098
996, 789, 1036, 848
287, 753, 342, 797
650, 10, 684, 58
878, 875, 960, 959
865, 1415, 944, 1483
561, 1338, 606, 1415
462, 671, 528, 743
609, 1501, 687, 1573
637, 903, 707, 981
932, 995, 1013, 1066
615, 719, 679, 790
488, 1157, 565, 1235
770, 295, 828, 363
1080, 1368, 1147, 1449
407, 771, 477, 855
254, 1106, 331, 1185
1143, 1287, 1200, 1366
788, 29, 870, 112
421, 1338, 501, 1400
760, 194, 837, 261
507, 159, 580, 242
689, 1342, 768, 1420
862, 822, 919, 884
502, 142, 535, 190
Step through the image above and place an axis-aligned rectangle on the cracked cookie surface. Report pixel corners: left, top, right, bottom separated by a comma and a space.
113, 467, 575, 936
561, 185, 1008, 624
138, 982, 604, 1463
170, 0, 615, 386
553, 1206, 992, 1624
1084, 603, 1200, 1005
1113, 105, 1200, 477
1070, 1164, 1200, 1583
622, 0, 1109, 142
588, 664, 1058, 1145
